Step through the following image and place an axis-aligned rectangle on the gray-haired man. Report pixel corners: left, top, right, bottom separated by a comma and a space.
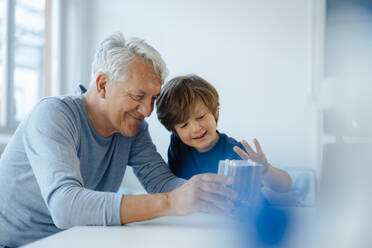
0, 32, 236, 247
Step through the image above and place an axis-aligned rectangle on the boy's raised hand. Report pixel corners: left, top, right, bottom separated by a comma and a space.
233, 138, 270, 173
233, 139, 293, 192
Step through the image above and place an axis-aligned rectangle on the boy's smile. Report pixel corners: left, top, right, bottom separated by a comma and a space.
175, 101, 219, 152
192, 130, 207, 140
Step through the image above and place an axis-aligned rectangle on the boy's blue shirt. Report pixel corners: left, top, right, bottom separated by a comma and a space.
167, 131, 245, 179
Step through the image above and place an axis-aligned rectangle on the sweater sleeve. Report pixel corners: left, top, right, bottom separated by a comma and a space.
128, 122, 185, 193
23, 98, 122, 229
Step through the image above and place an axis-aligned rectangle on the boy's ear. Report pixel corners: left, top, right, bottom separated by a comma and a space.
214, 103, 220, 122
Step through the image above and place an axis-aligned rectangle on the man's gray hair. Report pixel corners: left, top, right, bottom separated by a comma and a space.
90, 32, 168, 85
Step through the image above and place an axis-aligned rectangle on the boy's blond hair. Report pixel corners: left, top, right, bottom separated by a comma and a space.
156, 74, 219, 133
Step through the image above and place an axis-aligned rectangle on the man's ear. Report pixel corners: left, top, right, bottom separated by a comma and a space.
96, 74, 109, 99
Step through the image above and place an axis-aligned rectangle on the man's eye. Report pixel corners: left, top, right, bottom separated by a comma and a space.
132, 95, 144, 101
197, 115, 205, 120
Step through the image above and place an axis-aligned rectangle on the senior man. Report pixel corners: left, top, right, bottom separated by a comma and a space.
0, 32, 236, 247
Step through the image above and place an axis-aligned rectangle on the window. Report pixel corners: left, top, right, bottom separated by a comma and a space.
0, 0, 48, 132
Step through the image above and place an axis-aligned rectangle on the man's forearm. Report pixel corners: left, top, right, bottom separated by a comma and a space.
120, 193, 171, 225
120, 174, 237, 224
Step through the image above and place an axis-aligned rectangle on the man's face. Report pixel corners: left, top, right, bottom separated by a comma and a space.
174, 101, 219, 152
104, 59, 162, 136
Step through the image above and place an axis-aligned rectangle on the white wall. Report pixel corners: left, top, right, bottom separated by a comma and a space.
59, 0, 94, 93
63, 0, 319, 171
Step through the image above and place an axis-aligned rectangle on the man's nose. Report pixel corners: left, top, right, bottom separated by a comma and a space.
137, 99, 153, 117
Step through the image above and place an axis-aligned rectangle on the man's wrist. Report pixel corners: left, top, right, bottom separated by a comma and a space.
120, 193, 174, 225
163, 192, 177, 216
155, 192, 173, 217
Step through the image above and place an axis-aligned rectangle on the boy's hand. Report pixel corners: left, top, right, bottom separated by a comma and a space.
233, 138, 270, 174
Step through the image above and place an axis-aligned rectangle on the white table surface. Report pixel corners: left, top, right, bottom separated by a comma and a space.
22, 213, 245, 248
22, 208, 316, 248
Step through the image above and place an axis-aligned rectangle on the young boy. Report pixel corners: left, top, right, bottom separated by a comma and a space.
156, 74, 292, 193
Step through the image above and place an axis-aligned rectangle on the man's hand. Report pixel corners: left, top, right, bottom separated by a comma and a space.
167, 173, 238, 216
233, 138, 270, 174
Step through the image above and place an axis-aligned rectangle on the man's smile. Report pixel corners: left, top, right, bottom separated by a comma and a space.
128, 112, 144, 122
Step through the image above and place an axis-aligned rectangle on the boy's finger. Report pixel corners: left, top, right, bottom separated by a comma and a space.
241, 140, 255, 155
253, 138, 264, 154
233, 146, 249, 160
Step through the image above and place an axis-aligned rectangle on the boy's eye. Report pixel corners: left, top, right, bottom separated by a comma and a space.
196, 115, 205, 120
180, 123, 188, 129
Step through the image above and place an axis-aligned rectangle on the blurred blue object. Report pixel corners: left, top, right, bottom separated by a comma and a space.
255, 207, 290, 246
292, 173, 310, 200
234, 202, 293, 247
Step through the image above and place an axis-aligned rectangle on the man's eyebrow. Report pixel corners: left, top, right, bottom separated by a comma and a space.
130, 90, 159, 98
128, 90, 145, 95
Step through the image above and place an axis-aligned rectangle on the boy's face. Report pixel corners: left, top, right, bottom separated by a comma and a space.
174, 101, 219, 152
